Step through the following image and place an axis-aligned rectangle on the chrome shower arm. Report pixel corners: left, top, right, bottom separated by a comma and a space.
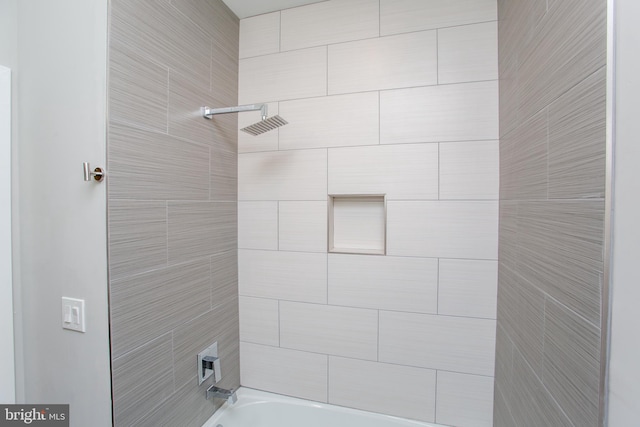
202, 104, 267, 120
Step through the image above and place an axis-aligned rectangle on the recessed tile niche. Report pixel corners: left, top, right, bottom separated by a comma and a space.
328, 195, 386, 255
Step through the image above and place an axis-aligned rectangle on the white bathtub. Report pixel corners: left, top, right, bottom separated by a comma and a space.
202, 388, 442, 427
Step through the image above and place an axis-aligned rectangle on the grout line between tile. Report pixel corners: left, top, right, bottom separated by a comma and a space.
436, 258, 440, 315
437, 142, 441, 200
376, 310, 380, 362
166, 68, 170, 135
326, 355, 330, 403
436, 29, 439, 85
239, 339, 495, 379
541, 296, 548, 383
378, 0, 381, 37
326, 45, 329, 96
434, 370, 438, 422
278, 11, 282, 53
259, 21, 499, 59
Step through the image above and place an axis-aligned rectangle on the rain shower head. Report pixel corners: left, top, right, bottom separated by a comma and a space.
202, 104, 288, 136
240, 115, 288, 136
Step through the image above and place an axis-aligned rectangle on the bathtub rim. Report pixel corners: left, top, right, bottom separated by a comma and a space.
201, 386, 442, 427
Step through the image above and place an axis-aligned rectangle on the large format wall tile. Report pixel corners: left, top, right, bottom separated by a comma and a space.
517, 200, 604, 324
494, 325, 513, 402
239, 149, 327, 200
328, 31, 437, 94
239, 296, 280, 346
499, 110, 548, 201
279, 201, 327, 252
493, 387, 518, 427
280, 301, 378, 360
167, 201, 236, 265
381, 81, 499, 144
210, 144, 237, 180
436, 371, 494, 427
239, 12, 280, 59
210, 177, 237, 204
497, 0, 544, 72
380, 0, 497, 36
109, 44, 168, 132
439, 140, 499, 200
169, 0, 239, 59
329, 357, 436, 422
517, 0, 606, 122
387, 201, 498, 259
133, 381, 225, 427
497, 264, 545, 376
498, 54, 520, 138
108, 123, 210, 201
279, 92, 379, 149
168, 70, 234, 148
238, 249, 327, 303
211, 250, 239, 308
508, 350, 573, 427
438, 22, 498, 85
438, 259, 498, 319
239, 47, 327, 104
328, 143, 438, 200
108, 200, 167, 281
281, 0, 379, 51
548, 67, 606, 199
240, 342, 328, 402
328, 254, 438, 313
110, 0, 211, 83
379, 311, 496, 376
112, 334, 174, 426
543, 298, 600, 427
110, 259, 211, 358
238, 201, 278, 250
211, 40, 239, 107
173, 301, 239, 389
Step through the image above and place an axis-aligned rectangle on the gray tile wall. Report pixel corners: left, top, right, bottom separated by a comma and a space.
495, 0, 607, 426
107, 1, 239, 425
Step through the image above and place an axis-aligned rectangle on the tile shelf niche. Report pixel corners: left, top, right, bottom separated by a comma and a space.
328, 194, 386, 255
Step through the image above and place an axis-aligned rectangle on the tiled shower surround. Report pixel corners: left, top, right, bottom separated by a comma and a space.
237, 1, 499, 426
495, 0, 607, 426
106, 0, 240, 426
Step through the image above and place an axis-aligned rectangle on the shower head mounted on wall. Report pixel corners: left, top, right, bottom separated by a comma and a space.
202, 104, 288, 136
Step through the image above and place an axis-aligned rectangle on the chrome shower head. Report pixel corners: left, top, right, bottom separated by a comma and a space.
240, 115, 288, 136
202, 104, 288, 136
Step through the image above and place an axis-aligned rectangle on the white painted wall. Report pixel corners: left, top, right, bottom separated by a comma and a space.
0, 65, 15, 404
0, 0, 20, 404
608, 0, 640, 425
16, 1, 112, 425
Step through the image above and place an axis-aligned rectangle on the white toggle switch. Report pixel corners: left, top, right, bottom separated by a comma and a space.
62, 297, 86, 333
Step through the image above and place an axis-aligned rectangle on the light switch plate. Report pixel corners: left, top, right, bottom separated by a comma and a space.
62, 297, 86, 333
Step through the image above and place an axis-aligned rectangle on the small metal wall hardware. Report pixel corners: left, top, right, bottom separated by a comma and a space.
83, 162, 105, 182
198, 342, 220, 385
202, 355, 222, 383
